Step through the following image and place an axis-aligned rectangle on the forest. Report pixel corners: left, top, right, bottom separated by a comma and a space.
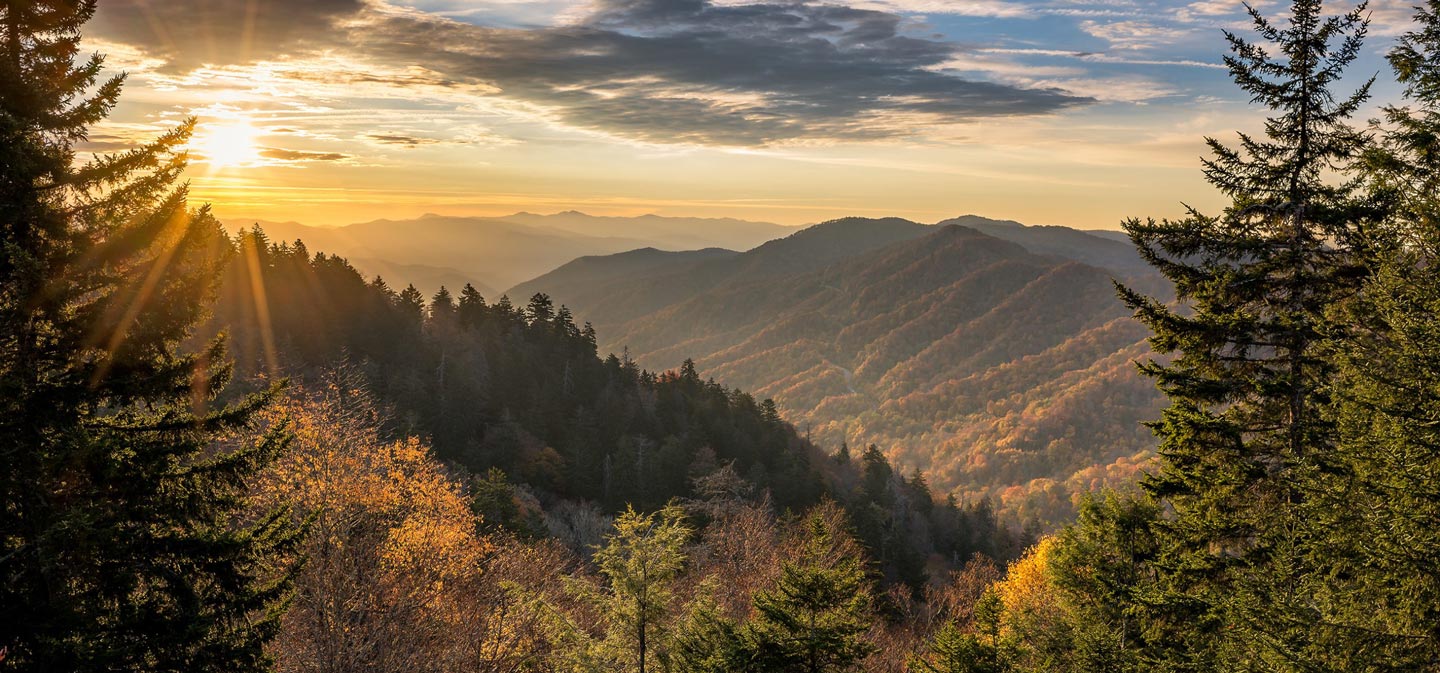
5, 0, 1440, 671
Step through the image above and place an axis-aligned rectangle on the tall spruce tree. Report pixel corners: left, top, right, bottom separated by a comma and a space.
741, 511, 876, 673
1323, 232, 1440, 670
0, 2, 301, 669
1116, 0, 1374, 669
1316, 2, 1440, 666
580, 505, 692, 673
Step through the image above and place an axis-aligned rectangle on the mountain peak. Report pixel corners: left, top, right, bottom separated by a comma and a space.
939, 214, 1026, 228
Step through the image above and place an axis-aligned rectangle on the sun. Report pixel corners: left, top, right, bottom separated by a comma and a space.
191, 121, 263, 170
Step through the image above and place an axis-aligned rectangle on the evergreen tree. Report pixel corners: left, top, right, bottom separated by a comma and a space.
578, 504, 692, 673
1046, 494, 1160, 673
1116, 0, 1374, 668
397, 284, 425, 326
1322, 239, 1440, 669
429, 285, 456, 322
457, 282, 487, 327
0, 1, 301, 669
908, 619, 1006, 673
671, 590, 747, 673
1366, 0, 1440, 224
741, 511, 877, 673
1318, 3, 1440, 665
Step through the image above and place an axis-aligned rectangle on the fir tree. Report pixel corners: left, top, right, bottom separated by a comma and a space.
577, 504, 692, 673
429, 285, 456, 322
0, 1, 301, 669
671, 590, 747, 673
907, 619, 1006, 673
1116, 0, 1374, 668
1322, 240, 1440, 669
1318, 3, 1440, 665
741, 511, 876, 673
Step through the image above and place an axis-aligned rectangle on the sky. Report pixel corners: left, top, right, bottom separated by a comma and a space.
82, 0, 1420, 230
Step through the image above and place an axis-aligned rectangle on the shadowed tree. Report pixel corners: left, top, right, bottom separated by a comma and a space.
559, 504, 692, 673
1116, 0, 1376, 669
0, 1, 301, 669
741, 509, 877, 673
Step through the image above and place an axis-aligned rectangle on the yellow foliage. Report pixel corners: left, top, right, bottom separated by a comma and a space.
245, 379, 501, 672
994, 536, 1062, 637
252, 406, 490, 582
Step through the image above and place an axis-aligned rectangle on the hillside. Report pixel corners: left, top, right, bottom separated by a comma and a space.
939, 215, 1150, 275
510, 216, 935, 327
510, 217, 1166, 525
223, 212, 794, 293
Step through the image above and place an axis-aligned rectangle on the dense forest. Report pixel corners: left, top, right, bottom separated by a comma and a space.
6, 0, 1440, 672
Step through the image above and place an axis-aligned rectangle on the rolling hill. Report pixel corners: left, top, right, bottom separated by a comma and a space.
509, 216, 1165, 526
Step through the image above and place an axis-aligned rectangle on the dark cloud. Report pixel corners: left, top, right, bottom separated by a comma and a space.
77, 134, 141, 152
92, 0, 362, 68
358, 0, 1091, 145
260, 147, 350, 162
92, 0, 1092, 145
366, 133, 443, 146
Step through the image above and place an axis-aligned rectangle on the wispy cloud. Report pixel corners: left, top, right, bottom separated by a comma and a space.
1080, 19, 1193, 50
259, 148, 352, 162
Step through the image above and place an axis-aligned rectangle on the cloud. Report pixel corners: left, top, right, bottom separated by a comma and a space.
1366, 0, 1422, 37
1081, 19, 1193, 50
92, 0, 364, 68
803, 0, 1035, 18
260, 148, 351, 162
366, 133, 445, 146
89, 0, 1093, 146
354, 0, 1091, 145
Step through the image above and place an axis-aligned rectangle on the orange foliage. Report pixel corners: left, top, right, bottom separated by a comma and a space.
246, 375, 522, 673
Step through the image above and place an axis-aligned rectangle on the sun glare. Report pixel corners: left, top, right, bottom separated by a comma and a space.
192, 121, 263, 170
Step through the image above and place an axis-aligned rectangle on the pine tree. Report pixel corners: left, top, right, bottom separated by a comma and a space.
579, 504, 692, 673
1317, 3, 1440, 665
429, 285, 456, 322
741, 511, 877, 673
907, 620, 1006, 673
1115, 0, 1374, 668
0, 1, 301, 669
671, 590, 747, 673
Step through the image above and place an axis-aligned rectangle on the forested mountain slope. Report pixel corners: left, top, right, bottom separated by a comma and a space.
205, 230, 1029, 587
511, 217, 1166, 525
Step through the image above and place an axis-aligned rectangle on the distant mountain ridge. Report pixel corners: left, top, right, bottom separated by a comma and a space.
222, 211, 797, 295
509, 215, 1163, 525
939, 215, 1149, 275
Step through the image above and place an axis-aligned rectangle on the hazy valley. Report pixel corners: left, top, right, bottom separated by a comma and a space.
222, 211, 796, 295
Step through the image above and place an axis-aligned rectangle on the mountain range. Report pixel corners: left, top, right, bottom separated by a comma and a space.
222, 211, 797, 295
509, 215, 1166, 526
